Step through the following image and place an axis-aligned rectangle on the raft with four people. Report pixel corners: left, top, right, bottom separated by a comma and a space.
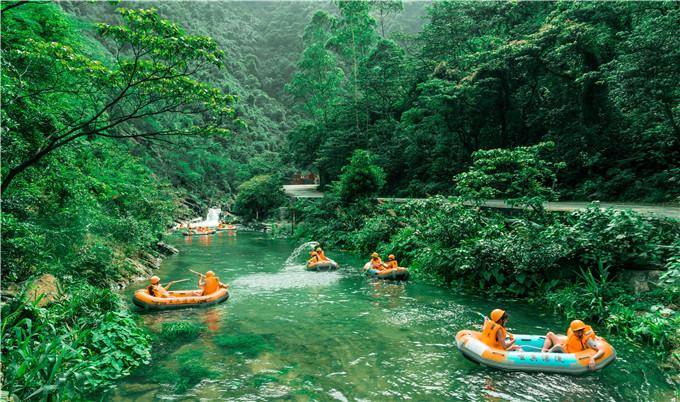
455, 330, 616, 374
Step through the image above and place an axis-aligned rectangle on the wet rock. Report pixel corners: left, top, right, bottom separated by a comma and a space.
26, 273, 61, 307
156, 241, 179, 255
617, 270, 663, 293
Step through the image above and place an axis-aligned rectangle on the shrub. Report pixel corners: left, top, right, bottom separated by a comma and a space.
336, 149, 385, 204
233, 175, 286, 222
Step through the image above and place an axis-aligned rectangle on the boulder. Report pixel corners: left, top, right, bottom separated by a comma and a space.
617, 270, 663, 293
26, 273, 61, 307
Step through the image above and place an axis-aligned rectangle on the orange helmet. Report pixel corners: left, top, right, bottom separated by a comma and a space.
371, 252, 379, 258
570, 320, 586, 332
316, 247, 323, 252
150, 276, 160, 284
490, 309, 506, 322
388, 254, 395, 260
206, 271, 215, 277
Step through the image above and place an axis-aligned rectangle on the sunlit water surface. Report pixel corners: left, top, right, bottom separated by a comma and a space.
108, 232, 677, 401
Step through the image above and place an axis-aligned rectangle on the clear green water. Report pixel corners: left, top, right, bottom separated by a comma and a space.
109, 232, 677, 401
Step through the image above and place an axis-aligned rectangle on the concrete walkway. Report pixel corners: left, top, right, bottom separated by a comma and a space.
283, 185, 680, 220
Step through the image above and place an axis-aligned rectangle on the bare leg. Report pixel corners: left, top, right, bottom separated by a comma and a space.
542, 332, 565, 352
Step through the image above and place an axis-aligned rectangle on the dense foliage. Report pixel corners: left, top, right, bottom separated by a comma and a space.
287, 1, 680, 202
232, 175, 286, 222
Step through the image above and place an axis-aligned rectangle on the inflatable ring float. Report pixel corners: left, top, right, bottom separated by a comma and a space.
363, 262, 410, 281
455, 330, 616, 374
306, 259, 339, 271
132, 288, 229, 311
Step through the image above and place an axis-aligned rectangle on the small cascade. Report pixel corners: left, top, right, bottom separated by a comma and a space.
189, 208, 221, 228
284, 241, 320, 266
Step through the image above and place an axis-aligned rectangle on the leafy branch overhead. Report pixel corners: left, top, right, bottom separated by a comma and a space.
1, 7, 242, 193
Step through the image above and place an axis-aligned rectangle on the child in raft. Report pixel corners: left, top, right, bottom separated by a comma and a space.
542, 320, 604, 370
481, 309, 522, 351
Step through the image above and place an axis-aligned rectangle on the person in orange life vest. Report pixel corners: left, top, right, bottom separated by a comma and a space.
370, 252, 387, 270
385, 254, 398, 269
197, 270, 228, 296
147, 276, 177, 298
308, 251, 320, 264
315, 247, 330, 261
542, 320, 604, 370
481, 309, 522, 351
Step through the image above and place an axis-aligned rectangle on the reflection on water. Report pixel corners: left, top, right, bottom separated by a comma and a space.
110, 233, 676, 402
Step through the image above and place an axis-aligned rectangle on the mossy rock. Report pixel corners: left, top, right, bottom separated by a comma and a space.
252, 373, 278, 388
159, 321, 203, 342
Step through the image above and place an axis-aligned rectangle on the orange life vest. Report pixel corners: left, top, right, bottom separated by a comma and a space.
371, 257, 384, 269
204, 276, 220, 295
317, 250, 329, 261
564, 325, 597, 353
386, 260, 398, 269
480, 319, 513, 349
308, 255, 320, 263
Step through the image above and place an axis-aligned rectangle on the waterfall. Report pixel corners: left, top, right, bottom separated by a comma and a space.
284, 241, 320, 266
189, 208, 221, 228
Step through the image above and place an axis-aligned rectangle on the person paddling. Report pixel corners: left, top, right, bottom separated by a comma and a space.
481, 309, 522, 351
147, 276, 177, 298
542, 320, 604, 370
195, 270, 228, 296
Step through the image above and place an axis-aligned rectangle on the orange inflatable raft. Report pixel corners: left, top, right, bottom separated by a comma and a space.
132, 288, 229, 311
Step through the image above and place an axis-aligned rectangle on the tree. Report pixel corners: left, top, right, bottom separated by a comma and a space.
336, 149, 385, 204
454, 142, 566, 211
233, 175, 286, 221
1, 7, 240, 194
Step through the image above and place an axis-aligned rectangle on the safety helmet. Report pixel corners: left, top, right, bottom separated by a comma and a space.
206, 271, 215, 277
570, 320, 586, 332
388, 254, 395, 260
490, 309, 506, 322
371, 252, 379, 258
150, 276, 160, 284
316, 247, 323, 252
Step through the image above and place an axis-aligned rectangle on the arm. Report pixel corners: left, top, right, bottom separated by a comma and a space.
163, 281, 176, 289
497, 329, 516, 350
587, 339, 604, 369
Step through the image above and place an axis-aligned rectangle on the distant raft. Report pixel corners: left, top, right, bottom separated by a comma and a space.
182, 230, 216, 236
306, 259, 339, 271
455, 330, 616, 375
132, 288, 229, 311
363, 262, 410, 281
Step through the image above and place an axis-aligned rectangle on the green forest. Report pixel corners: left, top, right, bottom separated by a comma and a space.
1, 1, 679, 400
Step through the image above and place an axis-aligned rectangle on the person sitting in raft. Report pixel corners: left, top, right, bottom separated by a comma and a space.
542, 320, 604, 369
308, 251, 320, 264
370, 252, 388, 270
147, 276, 177, 298
197, 271, 228, 296
385, 254, 398, 269
315, 247, 330, 261
481, 309, 522, 351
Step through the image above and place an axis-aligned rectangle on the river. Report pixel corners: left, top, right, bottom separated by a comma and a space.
108, 232, 676, 401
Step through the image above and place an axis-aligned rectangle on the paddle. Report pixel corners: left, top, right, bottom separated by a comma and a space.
189, 269, 203, 277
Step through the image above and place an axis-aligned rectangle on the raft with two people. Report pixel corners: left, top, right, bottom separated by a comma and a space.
306, 247, 339, 271
363, 252, 410, 281
456, 309, 616, 374
133, 270, 229, 311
